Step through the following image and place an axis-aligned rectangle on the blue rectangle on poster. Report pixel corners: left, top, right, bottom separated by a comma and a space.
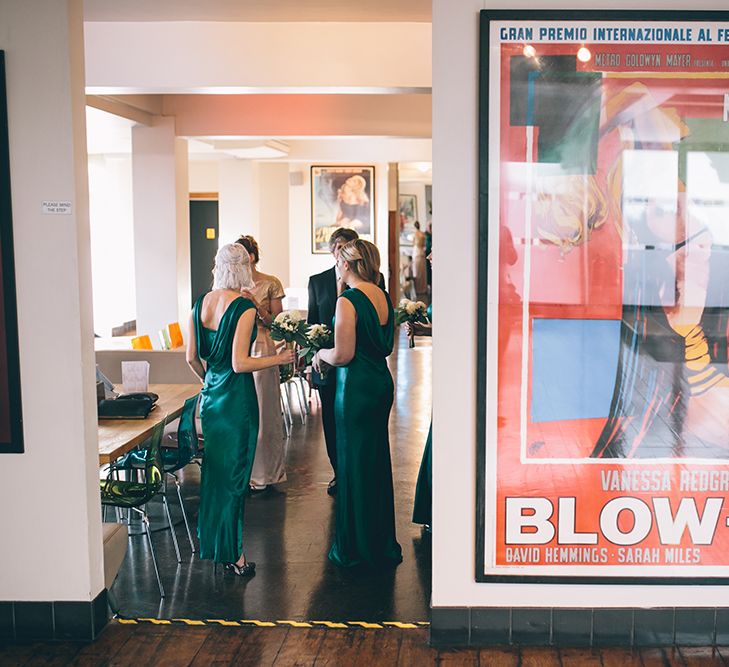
531, 318, 620, 423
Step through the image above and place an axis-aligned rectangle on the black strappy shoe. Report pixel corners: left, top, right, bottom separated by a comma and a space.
225, 561, 256, 576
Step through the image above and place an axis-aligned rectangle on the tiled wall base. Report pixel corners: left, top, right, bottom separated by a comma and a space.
0, 590, 108, 642
431, 607, 724, 648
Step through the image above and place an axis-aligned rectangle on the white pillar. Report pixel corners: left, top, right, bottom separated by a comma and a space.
132, 117, 187, 340
175, 138, 191, 328
219, 158, 259, 246
258, 163, 290, 286
0, 0, 103, 602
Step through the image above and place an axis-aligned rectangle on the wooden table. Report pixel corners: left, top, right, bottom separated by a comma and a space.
98, 383, 201, 465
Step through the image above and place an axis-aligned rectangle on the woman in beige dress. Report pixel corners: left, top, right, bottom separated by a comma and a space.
236, 235, 287, 491
412, 221, 427, 296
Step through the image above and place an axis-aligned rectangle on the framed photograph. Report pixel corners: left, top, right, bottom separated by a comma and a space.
0, 52, 24, 454
478, 10, 729, 582
398, 194, 418, 248
310, 166, 375, 254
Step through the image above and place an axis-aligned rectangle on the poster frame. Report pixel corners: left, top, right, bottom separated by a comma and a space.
476, 9, 729, 584
310, 165, 376, 254
0, 52, 23, 454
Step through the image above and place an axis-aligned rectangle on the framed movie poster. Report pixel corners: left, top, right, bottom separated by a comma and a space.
310, 166, 375, 254
399, 193, 418, 248
0, 52, 23, 454
478, 11, 729, 582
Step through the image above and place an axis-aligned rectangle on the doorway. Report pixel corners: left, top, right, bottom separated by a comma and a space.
189, 197, 219, 305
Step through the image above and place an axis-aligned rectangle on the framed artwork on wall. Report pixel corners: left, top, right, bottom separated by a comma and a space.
310, 166, 375, 254
398, 193, 418, 248
478, 10, 729, 583
0, 52, 24, 454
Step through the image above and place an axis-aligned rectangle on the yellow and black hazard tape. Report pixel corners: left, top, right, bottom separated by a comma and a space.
115, 618, 429, 629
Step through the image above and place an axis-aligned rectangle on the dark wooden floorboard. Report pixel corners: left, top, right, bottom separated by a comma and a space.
0, 642, 43, 667
641, 647, 681, 666
519, 647, 561, 667
189, 626, 252, 666
560, 646, 602, 665
232, 627, 289, 666
717, 647, 729, 664
155, 626, 210, 667
600, 648, 644, 667
351, 628, 403, 666
435, 646, 480, 666
273, 627, 325, 666
313, 628, 366, 665
107, 631, 165, 667
395, 628, 437, 666
24, 643, 84, 667
70, 623, 137, 665
476, 647, 519, 667
679, 646, 726, 666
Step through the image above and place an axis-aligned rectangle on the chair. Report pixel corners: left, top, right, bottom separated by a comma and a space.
114, 394, 201, 555
100, 420, 167, 597
131, 334, 153, 350
168, 322, 184, 349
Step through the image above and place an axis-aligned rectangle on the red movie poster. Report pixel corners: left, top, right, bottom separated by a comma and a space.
482, 15, 729, 579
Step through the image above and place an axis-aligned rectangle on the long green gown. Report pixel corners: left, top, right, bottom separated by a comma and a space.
193, 295, 259, 564
328, 288, 403, 568
412, 424, 432, 526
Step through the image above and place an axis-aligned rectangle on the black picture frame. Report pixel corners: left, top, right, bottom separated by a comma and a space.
477, 10, 729, 584
0, 52, 24, 454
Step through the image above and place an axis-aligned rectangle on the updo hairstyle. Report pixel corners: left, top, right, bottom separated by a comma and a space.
212, 243, 254, 291
235, 235, 260, 264
339, 239, 380, 284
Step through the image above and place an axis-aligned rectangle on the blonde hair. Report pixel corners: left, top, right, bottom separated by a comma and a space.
212, 243, 254, 291
339, 239, 380, 284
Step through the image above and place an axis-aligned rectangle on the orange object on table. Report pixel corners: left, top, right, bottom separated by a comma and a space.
131, 335, 153, 350
168, 322, 184, 349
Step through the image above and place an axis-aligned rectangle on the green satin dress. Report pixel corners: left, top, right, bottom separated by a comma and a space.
412, 424, 432, 526
193, 295, 259, 564
329, 288, 403, 568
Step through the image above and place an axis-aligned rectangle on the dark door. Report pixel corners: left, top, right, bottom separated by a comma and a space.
189, 200, 219, 306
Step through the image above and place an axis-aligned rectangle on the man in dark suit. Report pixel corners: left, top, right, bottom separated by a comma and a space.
307, 228, 385, 495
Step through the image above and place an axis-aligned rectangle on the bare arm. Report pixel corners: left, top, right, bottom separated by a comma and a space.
316, 297, 356, 368
186, 311, 206, 382
232, 308, 294, 373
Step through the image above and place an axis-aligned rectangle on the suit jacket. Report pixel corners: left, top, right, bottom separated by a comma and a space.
307, 267, 386, 328
307, 266, 386, 385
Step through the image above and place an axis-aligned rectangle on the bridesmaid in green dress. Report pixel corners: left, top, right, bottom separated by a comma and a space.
186, 243, 294, 575
406, 252, 433, 530
313, 239, 402, 568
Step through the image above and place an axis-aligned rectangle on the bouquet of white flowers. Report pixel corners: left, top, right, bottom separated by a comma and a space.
299, 323, 334, 379
270, 311, 309, 382
270, 311, 309, 347
394, 299, 429, 348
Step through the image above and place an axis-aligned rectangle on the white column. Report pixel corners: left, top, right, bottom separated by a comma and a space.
175, 138, 191, 328
218, 158, 259, 247
0, 0, 103, 601
131, 117, 184, 340
258, 163, 290, 286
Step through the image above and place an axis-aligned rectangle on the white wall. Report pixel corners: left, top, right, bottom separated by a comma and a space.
258, 163, 290, 286
88, 154, 136, 336
0, 0, 103, 601
432, 0, 729, 609
188, 160, 218, 194
131, 117, 185, 340
85, 22, 432, 92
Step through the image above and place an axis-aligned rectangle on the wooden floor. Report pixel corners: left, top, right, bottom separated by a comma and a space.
1, 622, 727, 666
